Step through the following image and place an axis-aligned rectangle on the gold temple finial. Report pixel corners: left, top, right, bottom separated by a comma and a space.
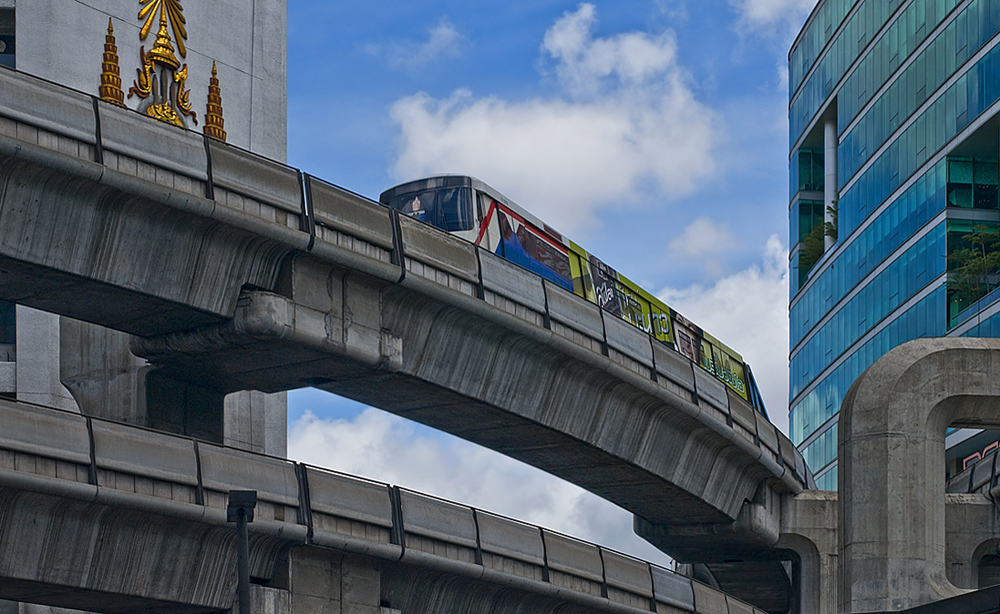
147, 10, 180, 70
99, 18, 126, 106
138, 0, 187, 57
124, 0, 197, 128
203, 62, 227, 142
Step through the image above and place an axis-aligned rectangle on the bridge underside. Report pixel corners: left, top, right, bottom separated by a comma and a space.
0, 143, 793, 530
0, 85, 808, 614
134, 282, 767, 528
0, 488, 248, 613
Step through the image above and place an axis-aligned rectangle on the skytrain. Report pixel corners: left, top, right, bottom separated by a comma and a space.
380, 175, 768, 416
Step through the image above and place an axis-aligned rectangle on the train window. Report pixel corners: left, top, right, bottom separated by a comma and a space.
0, 9, 13, 70
393, 191, 438, 224
388, 187, 473, 232
436, 187, 473, 231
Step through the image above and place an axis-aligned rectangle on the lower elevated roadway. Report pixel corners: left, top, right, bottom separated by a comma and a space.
0, 68, 810, 609
0, 397, 766, 614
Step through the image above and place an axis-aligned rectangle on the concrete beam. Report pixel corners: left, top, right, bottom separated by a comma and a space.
837, 338, 1000, 611
0, 68, 807, 570
0, 397, 763, 614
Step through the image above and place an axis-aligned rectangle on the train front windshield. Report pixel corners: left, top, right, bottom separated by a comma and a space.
386, 186, 474, 232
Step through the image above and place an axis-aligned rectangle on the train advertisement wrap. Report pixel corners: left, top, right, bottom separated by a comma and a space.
496, 210, 574, 291
381, 175, 757, 407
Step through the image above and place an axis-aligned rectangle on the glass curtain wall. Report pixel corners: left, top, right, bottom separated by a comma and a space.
788, 0, 1000, 485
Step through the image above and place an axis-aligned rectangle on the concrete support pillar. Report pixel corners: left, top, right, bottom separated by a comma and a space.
60, 318, 147, 424
225, 390, 288, 457
225, 587, 290, 614
281, 548, 382, 614
837, 338, 1000, 611
823, 115, 838, 251
15, 306, 77, 411
777, 491, 839, 614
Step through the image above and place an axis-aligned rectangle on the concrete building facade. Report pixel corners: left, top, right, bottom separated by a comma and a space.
788, 0, 1000, 486
0, 0, 288, 457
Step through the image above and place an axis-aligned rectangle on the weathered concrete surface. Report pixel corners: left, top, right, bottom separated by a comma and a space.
767, 488, 1000, 614
0, 488, 248, 613
944, 494, 998, 590
838, 337, 1000, 612
0, 119, 803, 532
0, 69, 809, 611
224, 390, 287, 456
0, 396, 764, 614
16, 307, 76, 411
60, 319, 146, 424
60, 317, 287, 455
777, 490, 838, 614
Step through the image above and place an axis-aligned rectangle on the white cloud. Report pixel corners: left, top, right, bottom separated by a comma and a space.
729, 0, 815, 41
667, 217, 738, 278
542, 3, 677, 97
367, 19, 464, 70
659, 235, 790, 433
390, 3, 716, 236
288, 406, 673, 567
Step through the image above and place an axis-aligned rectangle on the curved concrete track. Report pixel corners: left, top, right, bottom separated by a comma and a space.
0, 69, 810, 577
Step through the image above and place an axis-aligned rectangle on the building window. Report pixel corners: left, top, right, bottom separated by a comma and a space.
798, 149, 825, 192
947, 157, 999, 210
794, 199, 826, 288
946, 219, 1000, 327
0, 9, 13, 70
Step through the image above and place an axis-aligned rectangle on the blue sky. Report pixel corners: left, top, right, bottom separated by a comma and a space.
285, 0, 815, 566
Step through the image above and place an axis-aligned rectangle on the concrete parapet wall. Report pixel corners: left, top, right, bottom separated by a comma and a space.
0, 67, 806, 584
0, 397, 765, 614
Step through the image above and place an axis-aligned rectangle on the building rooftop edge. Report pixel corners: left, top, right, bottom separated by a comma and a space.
788, 0, 828, 61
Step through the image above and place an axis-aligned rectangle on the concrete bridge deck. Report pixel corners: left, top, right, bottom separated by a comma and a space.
0, 396, 768, 614
0, 66, 811, 546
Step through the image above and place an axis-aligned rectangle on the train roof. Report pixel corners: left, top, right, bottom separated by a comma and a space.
380, 174, 570, 248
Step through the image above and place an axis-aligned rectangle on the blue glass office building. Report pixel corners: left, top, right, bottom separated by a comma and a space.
789, 0, 1000, 488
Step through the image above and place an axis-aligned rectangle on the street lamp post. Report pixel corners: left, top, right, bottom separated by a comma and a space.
227, 490, 258, 614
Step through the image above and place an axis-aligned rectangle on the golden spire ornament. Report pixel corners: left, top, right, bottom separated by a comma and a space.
203, 62, 227, 142
138, 0, 187, 58
147, 11, 180, 69
128, 6, 196, 127
99, 19, 126, 106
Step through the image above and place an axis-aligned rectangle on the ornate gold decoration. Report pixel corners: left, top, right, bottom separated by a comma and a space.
203, 62, 227, 141
138, 0, 187, 58
127, 9, 196, 127
146, 102, 182, 126
147, 11, 180, 69
129, 46, 154, 99
99, 19, 126, 106
174, 64, 197, 124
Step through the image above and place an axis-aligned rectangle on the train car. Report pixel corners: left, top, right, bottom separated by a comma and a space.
380, 175, 767, 416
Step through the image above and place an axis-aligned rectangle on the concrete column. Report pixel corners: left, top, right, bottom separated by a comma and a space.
15, 306, 77, 411
837, 338, 1000, 611
823, 115, 838, 251
284, 548, 382, 614
60, 319, 147, 424
225, 390, 288, 457
778, 491, 839, 614
225, 586, 290, 614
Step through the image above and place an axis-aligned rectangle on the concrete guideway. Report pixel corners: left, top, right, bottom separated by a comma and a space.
838, 337, 1000, 612
0, 66, 809, 544
769, 338, 1000, 613
0, 396, 768, 614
